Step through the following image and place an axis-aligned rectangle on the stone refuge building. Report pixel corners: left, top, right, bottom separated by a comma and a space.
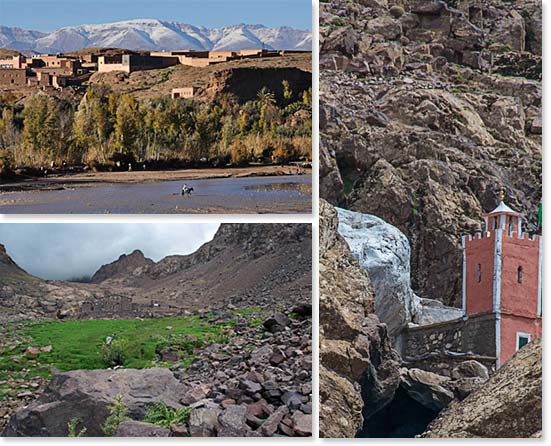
401, 198, 542, 371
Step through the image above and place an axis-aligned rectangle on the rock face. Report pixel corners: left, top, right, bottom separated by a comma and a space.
319, 200, 400, 437
90, 249, 155, 283
336, 207, 462, 336
336, 207, 421, 336
424, 338, 542, 438
3, 368, 185, 437
201, 67, 312, 103
320, 0, 542, 308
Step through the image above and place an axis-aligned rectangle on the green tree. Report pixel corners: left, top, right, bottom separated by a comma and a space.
21, 94, 70, 164
282, 80, 293, 105
112, 94, 143, 160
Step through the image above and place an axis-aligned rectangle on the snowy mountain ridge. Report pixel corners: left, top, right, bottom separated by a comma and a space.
0, 19, 312, 54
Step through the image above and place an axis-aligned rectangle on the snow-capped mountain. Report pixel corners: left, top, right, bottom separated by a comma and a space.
0, 19, 311, 54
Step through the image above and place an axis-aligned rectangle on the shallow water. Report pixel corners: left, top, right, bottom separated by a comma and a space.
0, 175, 311, 214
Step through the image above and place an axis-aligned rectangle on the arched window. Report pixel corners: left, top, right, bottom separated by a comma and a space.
493, 216, 499, 229
508, 217, 514, 235
518, 266, 523, 284
477, 264, 482, 283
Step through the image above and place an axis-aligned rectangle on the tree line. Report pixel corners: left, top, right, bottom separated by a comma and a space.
0, 82, 312, 175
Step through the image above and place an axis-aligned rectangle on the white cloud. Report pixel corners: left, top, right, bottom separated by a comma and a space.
0, 223, 219, 280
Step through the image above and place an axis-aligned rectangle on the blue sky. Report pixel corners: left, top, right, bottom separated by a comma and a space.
0, 0, 312, 31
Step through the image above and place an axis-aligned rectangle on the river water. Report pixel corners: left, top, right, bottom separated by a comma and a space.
0, 175, 311, 214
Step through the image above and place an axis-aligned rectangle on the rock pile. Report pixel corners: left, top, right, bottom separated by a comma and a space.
2, 308, 312, 437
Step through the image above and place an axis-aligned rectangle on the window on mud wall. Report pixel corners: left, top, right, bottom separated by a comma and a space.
477, 263, 482, 283
516, 333, 530, 350
517, 265, 523, 284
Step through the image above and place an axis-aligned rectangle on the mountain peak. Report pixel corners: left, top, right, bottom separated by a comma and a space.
90, 249, 154, 284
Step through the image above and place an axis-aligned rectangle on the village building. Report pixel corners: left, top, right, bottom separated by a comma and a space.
97, 54, 179, 73
171, 87, 196, 99
0, 68, 27, 85
401, 196, 542, 371
0, 55, 26, 69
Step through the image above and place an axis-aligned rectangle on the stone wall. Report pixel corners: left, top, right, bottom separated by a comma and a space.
401, 312, 497, 360
403, 351, 497, 377
78, 296, 180, 319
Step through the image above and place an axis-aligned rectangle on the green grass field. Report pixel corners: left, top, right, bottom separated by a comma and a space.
0, 314, 241, 384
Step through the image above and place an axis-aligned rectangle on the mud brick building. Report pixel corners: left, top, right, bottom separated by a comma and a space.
0, 55, 26, 69
98, 54, 179, 73
171, 87, 196, 99
402, 198, 542, 370
0, 68, 27, 85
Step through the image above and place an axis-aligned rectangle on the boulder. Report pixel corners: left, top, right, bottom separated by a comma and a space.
400, 368, 454, 412
181, 383, 210, 405
2, 368, 185, 437
292, 412, 312, 436
188, 408, 220, 437
259, 405, 288, 436
263, 313, 291, 333
115, 421, 170, 437
217, 405, 248, 437
451, 360, 489, 381
336, 207, 422, 336
367, 16, 402, 41
424, 338, 542, 437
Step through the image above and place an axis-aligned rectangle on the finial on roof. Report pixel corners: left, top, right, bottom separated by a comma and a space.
499, 187, 505, 202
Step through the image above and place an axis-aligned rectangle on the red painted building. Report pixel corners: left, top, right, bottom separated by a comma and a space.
462, 200, 542, 368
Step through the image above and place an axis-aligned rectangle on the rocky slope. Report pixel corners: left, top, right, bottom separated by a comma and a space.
423, 337, 541, 437
0, 224, 311, 322
319, 200, 400, 437
320, 0, 542, 307
0, 20, 312, 53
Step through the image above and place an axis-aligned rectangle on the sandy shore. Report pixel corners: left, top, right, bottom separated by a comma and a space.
0, 165, 310, 193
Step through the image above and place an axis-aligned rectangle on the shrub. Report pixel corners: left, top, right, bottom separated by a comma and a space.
0, 151, 15, 180
143, 402, 192, 428
272, 140, 297, 164
68, 417, 87, 437
155, 334, 203, 357
102, 395, 130, 436
229, 139, 251, 165
101, 338, 129, 367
